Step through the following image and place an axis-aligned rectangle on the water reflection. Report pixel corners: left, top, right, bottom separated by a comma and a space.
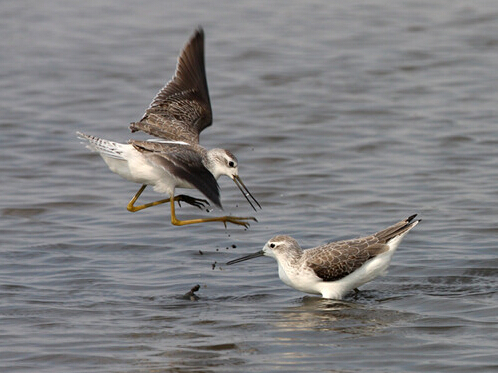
273, 296, 411, 336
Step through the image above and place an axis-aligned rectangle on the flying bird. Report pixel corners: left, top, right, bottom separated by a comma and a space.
78, 28, 260, 227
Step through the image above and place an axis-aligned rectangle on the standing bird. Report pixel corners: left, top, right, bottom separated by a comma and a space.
227, 215, 420, 298
78, 28, 260, 228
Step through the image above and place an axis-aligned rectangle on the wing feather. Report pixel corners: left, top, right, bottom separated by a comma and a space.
306, 238, 388, 282
131, 140, 221, 207
130, 28, 212, 143
306, 215, 419, 282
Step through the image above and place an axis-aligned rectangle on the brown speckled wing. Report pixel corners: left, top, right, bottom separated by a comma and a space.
307, 215, 419, 282
130, 28, 212, 144
306, 237, 388, 282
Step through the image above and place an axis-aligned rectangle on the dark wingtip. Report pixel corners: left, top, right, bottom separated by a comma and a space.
204, 192, 221, 210
407, 214, 418, 222
129, 122, 138, 133
209, 190, 222, 210
189, 26, 204, 44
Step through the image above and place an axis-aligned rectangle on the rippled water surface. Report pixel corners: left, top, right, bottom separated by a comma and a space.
1, 1, 498, 372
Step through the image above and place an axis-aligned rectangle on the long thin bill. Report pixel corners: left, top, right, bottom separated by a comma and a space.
233, 175, 262, 211
226, 250, 265, 265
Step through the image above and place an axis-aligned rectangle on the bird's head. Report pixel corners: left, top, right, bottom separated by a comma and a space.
207, 148, 261, 211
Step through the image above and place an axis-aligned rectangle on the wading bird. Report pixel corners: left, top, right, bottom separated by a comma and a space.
227, 215, 420, 298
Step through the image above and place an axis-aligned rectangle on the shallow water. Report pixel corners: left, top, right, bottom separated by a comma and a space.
1, 0, 498, 372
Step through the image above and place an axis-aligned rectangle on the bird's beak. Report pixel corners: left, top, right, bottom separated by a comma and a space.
232, 175, 261, 211
226, 250, 265, 265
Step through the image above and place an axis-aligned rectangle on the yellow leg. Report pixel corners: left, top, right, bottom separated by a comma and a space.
169, 195, 257, 228
126, 185, 209, 212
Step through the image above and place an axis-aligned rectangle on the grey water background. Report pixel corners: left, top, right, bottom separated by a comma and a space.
1, 0, 497, 372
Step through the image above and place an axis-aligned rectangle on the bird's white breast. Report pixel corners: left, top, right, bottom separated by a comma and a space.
277, 261, 322, 295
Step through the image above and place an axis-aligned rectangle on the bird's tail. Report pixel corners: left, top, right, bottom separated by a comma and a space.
77, 132, 126, 160
375, 214, 421, 243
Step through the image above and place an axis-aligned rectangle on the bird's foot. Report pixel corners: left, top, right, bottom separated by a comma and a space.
176, 195, 210, 210
220, 216, 258, 229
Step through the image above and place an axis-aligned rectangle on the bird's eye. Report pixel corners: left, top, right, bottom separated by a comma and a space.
228, 161, 235, 167
270, 243, 275, 249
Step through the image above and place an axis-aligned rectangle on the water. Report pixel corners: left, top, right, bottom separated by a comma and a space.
1, 0, 497, 372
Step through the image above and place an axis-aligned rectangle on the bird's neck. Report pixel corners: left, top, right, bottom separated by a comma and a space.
205, 148, 224, 180
275, 253, 302, 287
277, 261, 295, 288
